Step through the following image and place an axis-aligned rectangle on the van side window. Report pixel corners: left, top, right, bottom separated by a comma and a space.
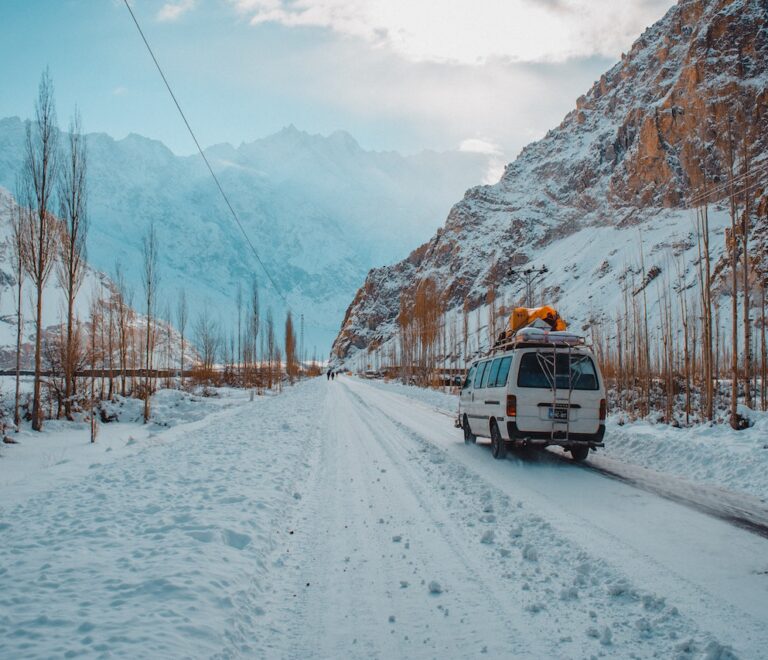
494, 356, 513, 387
462, 365, 476, 389
473, 362, 488, 389
480, 360, 494, 388
486, 358, 502, 388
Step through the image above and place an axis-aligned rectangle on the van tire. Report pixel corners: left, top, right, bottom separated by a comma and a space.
463, 415, 476, 445
490, 421, 507, 459
570, 445, 589, 462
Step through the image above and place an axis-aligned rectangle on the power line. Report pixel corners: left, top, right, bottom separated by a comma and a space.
121, 0, 288, 306
685, 159, 768, 208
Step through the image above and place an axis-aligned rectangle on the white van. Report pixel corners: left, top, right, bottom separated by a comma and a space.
458, 337, 606, 461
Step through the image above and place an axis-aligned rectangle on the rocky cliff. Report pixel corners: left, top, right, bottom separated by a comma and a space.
332, 0, 768, 365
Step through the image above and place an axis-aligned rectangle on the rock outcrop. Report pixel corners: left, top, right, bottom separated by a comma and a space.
332, 0, 768, 364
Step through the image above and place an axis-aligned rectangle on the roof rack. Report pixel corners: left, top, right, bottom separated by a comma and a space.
489, 327, 586, 355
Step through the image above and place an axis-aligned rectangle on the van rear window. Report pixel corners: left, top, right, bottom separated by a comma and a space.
517, 352, 599, 391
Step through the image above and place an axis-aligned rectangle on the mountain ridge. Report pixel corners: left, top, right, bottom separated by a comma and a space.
331, 0, 768, 366
0, 117, 494, 352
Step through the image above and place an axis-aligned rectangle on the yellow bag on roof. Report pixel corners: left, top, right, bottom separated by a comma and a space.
508, 306, 567, 333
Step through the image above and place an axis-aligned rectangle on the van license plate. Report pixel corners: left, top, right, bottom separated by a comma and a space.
548, 407, 568, 421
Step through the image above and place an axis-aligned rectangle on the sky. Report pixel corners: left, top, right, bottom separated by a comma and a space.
0, 0, 675, 162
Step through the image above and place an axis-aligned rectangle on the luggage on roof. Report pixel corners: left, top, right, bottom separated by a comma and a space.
508, 306, 567, 334
513, 326, 584, 346
492, 305, 580, 351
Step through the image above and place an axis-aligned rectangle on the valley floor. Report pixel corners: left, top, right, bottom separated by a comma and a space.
1, 376, 767, 658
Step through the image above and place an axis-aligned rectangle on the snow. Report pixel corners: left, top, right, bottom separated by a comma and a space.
0, 380, 251, 506
0, 382, 312, 658
2, 375, 766, 658
0, 190, 188, 370
332, 0, 768, 367
362, 376, 768, 504
599, 408, 768, 502
0, 119, 493, 353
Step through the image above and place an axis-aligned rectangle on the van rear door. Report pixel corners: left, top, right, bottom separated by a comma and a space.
514, 350, 602, 436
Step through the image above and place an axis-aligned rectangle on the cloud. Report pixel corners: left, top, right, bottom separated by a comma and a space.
459, 139, 505, 184
228, 0, 674, 64
157, 0, 195, 22
229, 25, 615, 160
459, 138, 502, 156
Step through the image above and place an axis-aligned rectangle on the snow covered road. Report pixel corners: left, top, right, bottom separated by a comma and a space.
2, 376, 767, 658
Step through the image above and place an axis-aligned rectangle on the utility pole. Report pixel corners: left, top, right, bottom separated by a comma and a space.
508, 265, 548, 307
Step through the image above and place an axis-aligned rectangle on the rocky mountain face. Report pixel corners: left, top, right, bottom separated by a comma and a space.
332, 0, 768, 365
0, 121, 492, 353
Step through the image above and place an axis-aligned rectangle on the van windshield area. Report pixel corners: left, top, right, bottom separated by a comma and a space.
517, 352, 599, 391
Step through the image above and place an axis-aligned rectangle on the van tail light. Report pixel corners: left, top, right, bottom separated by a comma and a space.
506, 395, 517, 417
599, 399, 607, 421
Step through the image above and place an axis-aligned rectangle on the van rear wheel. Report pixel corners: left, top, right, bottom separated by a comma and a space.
490, 421, 507, 459
570, 445, 589, 462
463, 415, 476, 445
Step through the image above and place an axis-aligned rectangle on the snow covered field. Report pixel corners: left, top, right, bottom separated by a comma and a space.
1, 376, 767, 658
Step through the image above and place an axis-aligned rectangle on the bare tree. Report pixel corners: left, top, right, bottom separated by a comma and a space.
725, 117, 740, 429
250, 277, 260, 386
285, 310, 297, 383
695, 202, 714, 420
113, 263, 133, 396
9, 192, 27, 430
266, 309, 275, 388
141, 223, 160, 423
177, 288, 188, 389
235, 282, 242, 382
740, 113, 753, 409
194, 307, 219, 380
57, 109, 88, 419
20, 69, 60, 431
88, 292, 101, 443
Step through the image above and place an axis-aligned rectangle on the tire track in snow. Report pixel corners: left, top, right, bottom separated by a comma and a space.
269, 380, 530, 659
339, 383, 536, 656
344, 376, 768, 658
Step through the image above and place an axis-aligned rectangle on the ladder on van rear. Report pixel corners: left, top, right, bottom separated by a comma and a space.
535, 343, 574, 443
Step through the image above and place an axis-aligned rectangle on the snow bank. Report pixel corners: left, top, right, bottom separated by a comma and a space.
0, 384, 251, 505
603, 409, 768, 502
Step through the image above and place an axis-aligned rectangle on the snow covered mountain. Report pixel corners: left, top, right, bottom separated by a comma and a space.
0, 189, 188, 371
332, 0, 768, 365
0, 121, 492, 354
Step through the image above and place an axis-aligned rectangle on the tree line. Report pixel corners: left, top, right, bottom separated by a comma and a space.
2, 70, 318, 439
362, 105, 766, 428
